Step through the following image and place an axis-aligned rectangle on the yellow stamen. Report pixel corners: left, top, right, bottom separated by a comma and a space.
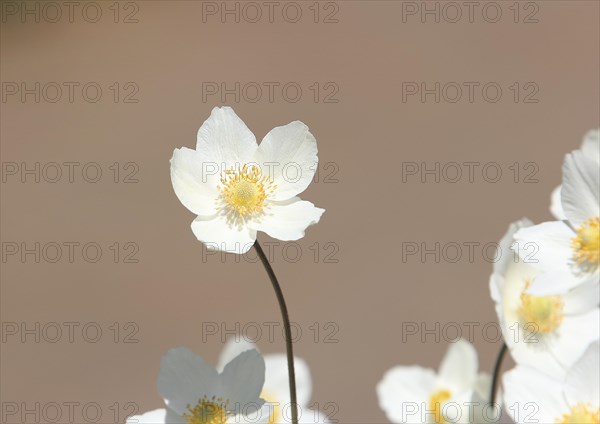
260, 392, 280, 424
183, 396, 230, 424
572, 217, 600, 273
518, 279, 564, 334
429, 389, 452, 424
557, 403, 600, 423
218, 164, 275, 224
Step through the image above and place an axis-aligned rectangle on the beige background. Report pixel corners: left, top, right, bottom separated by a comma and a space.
1, 1, 599, 423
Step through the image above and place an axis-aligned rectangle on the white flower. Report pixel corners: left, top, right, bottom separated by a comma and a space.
490, 218, 600, 377
376, 340, 491, 424
127, 347, 270, 424
503, 340, 600, 424
515, 130, 599, 295
217, 338, 329, 424
170, 107, 325, 254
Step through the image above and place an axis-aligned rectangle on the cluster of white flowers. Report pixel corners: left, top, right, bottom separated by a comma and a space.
132, 108, 598, 424
377, 130, 599, 423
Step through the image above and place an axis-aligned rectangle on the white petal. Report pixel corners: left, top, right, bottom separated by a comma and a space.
217, 338, 258, 372
376, 366, 436, 424
494, 218, 534, 277
298, 408, 332, 424
228, 404, 273, 424
191, 216, 256, 254
170, 147, 219, 216
562, 148, 600, 227
126, 408, 184, 424
551, 308, 600, 372
263, 353, 312, 408
255, 121, 318, 201
525, 270, 587, 296
157, 348, 219, 416
219, 349, 266, 412
503, 366, 567, 423
581, 129, 600, 164
250, 198, 324, 241
513, 221, 574, 272
550, 185, 566, 220
563, 280, 600, 314
564, 340, 600, 407
438, 340, 478, 393
197, 107, 258, 168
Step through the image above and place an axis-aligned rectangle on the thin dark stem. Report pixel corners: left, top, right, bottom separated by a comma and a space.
254, 241, 298, 424
490, 342, 508, 409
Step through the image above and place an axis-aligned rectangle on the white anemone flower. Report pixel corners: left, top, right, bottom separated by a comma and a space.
170, 107, 325, 254
515, 131, 599, 295
503, 340, 600, 424
376, 340, 491, 424
217, 338, 329, 424
127, 347, 270, 424
490, 218, 600, 377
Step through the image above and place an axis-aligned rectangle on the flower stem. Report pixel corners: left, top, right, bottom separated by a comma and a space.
254, 240, 298, 424
490, 342, 507, 409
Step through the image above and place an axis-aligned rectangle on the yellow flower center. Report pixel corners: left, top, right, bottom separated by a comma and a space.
261, 391, 280, 424
518, 280, 564, 334
183, 396, 230, 424
218, 164, 275, 224
557, 403, 600, 423
429, 389, 452, 424
572, 217, 600, 273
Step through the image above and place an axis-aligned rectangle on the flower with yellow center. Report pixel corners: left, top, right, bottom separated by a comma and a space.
491, 219, 600, 378
127, 347, 271, 424
515, 129, 599, 296
170, 107, 325, 254
518, 280, 564, 334
216, 338, 330, 424
377, 340, 491, 424
504, 341, 600, 424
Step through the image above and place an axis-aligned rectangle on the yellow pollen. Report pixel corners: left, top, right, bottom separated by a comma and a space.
260, 392, 280, 424
518, 279, 564, 334
218, 164, 275, 223
557, 403, 600, 424
572, 217, 600, 273
183, 396, 230, 424
429, 389, 452, 424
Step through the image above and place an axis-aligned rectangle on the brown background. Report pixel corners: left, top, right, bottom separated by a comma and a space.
1, 1, 599, 423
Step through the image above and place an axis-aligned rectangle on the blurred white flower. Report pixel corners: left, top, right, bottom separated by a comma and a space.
516, 130, 599, 295
376, 340, 491, 424
217, 338, 329, 424
170, 107, 325, 254
503, 340, 599, 424
490, 218, 599, 377
127, 347, 270, 424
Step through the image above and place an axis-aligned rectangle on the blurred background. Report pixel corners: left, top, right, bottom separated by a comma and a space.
1, 1, 599, 423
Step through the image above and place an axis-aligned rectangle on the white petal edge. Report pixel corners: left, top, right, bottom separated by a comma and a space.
513, 221, 573, 272
170, 147, 219, 216
437, 339, 478, 393
250, 198, 324, 241
217, 338, 258, 372
263, 353, 313, 408
254, 121, 318, 201
561, 148, 600, 227
157, 347, 219, 416
219, 349, 266, 412
196, 106, 258, 168
191, 216, 257, 254
564, 340, 600, 407
376, 366, 437, 424
550, 185, 566, 220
